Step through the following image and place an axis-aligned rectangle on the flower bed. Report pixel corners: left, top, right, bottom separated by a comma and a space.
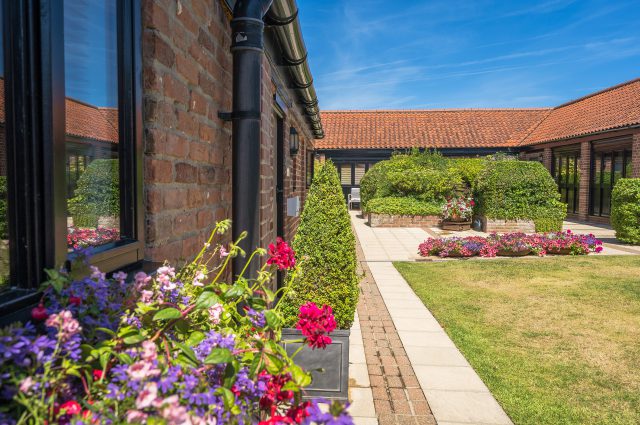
67, 226, 120, 250
419, 230, 603, 258
0, 220, 353, 425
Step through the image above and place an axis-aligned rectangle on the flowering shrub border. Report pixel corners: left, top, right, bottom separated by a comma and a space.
67, 226, 120, 250
0, 220, 353, 425
419, 230, 603, 258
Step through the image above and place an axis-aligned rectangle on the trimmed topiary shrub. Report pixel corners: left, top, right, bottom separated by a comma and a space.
475, 160, 566, 230
68, 159, 119, 228
611, 178, 640, 244
281, 161, 359, 329
366, 197, 441, 216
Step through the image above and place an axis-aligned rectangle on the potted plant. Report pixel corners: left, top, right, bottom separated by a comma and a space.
441, 194, 474, 231
279, 162, 359, 402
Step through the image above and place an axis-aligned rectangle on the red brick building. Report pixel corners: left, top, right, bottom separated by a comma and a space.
317, 78, 640, 223
0, 0, 323, 321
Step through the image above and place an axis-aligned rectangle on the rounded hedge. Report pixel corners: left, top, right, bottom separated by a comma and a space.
280, 161, 359, 329
68, 159, 119, 227
611, 178, 640, 244
475, 160, 566, 230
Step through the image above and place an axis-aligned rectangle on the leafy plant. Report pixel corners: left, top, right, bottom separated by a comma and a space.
475, 160, 567, 226
366, 197, 441, 216
280, 161, 359, 329
0, 221, 353, 424
68, 159, 119, 228
611, 178, 640, 244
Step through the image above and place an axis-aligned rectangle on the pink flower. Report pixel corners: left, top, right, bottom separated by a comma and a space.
161, 395, 191, 424
267, 238, 296, 271
134, 271, 152, 290
208, 303, 223, 324
595, 246, 603, 253
93, 369, 103, 381
127, 360, 160, 380
296, 302, 337, 350
113, 271, 128, 283
45, 310, 81, 340
135, 382, 159, 409
60, 400, 82, 416
141, 340, 158, 362
19, 377, 34, 393
31, 303, 49, 321
126, 410, 149, 423
90, 266, 106, 281
140, 290, 154, 304
157, 266, 177, 290
220, 246, 229, 258
192, 270, 206, 287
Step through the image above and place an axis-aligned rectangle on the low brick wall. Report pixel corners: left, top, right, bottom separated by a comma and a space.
480, 216, 535, 233
368, 213, 441, 228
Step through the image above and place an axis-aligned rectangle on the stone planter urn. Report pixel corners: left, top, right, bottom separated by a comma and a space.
281, 328, 350, 401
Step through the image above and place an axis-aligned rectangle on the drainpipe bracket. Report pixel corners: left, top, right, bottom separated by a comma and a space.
218, 111, 233, 122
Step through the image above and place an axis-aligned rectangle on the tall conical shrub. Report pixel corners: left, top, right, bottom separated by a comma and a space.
281, 161, 359, 329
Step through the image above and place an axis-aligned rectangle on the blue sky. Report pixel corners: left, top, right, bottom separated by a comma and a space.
64, 0, 118, 107
297, 0, 640, 110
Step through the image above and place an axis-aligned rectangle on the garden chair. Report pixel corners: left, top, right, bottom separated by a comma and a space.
347, 188, 361, 210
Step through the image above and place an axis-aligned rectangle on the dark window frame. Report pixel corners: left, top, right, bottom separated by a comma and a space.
0, 0, 143, 321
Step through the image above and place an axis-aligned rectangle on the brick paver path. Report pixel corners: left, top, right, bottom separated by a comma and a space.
355, 237, 437, 425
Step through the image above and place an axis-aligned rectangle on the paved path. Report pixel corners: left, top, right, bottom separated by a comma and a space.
351, 211, 513, 425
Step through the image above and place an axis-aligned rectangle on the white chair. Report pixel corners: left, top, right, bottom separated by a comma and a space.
347, 188, 361, 210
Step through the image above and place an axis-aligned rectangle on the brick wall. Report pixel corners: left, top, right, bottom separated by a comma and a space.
480, 216, 535, 233
368, 213, 441, 228
633, 133, 640, 178
577, 141, 591, 220
142, 0, 314, 265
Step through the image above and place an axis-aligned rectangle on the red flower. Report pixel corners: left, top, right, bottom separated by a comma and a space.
259, 416, 294, 425
31, 303, 49, 321
69, 296, 82, 306
92, 369, 103, 381
59, 401, 82, 416
259, 373, 295, 412
296, 302, 337, 350
267, 237, 296, 270
286, 401, 312, 423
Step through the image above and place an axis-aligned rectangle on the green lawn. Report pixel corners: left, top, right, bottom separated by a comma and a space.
395, 256, 640, 425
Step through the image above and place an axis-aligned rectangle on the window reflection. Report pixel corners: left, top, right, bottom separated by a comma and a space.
64, 0, 121, 251
0, 0, 10, 289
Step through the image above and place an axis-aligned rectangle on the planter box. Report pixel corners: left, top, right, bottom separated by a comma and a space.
368, 213, 441, 228
480, 216, 535, 233
281, 328, 350, 401
441, 220, 472, 231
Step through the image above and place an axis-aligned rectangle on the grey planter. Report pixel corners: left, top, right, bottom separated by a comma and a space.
281, 328, 350, 401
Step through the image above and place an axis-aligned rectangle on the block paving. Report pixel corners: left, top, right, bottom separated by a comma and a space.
355, 239, 436, 425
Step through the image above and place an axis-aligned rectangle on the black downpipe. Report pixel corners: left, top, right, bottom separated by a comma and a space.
231, 0, 273, 278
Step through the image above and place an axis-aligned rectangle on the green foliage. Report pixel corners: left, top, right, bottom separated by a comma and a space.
360, 151, 462, 212
68, 159, 119, 227
366, 197, 441, 216
281, 161, 359, 329
533, 199, 567, 232
611, 178, 640, 244
451, 158, 487, 190
475, 160, 566, 224
0, 176, 7, 239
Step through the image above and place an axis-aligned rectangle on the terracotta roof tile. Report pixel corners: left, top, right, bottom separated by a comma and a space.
317, 109, 550, 150
521, 78, 640, 145
0, 78, 118, 144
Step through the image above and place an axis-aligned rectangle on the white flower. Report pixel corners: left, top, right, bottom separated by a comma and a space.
135, 382, 158, 409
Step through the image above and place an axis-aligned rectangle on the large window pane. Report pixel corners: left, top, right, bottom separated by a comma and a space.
340, 164, 352, 185
0, 1, 9, 290
354, 163, 366, 185
625, 150, 633, 178
64, 0, 121, 251
601, 154, 612, 216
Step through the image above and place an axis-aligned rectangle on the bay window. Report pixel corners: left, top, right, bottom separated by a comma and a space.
0, 0, 142, 321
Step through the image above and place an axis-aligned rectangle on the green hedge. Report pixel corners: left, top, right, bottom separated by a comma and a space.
366, 197, 441, 216
360, 151, 461, 212
280, 161, 359, 329
475, 160, 566, 230
451, 158, 487, 190
611, 178, 640, 244
68, 159, 119, 227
